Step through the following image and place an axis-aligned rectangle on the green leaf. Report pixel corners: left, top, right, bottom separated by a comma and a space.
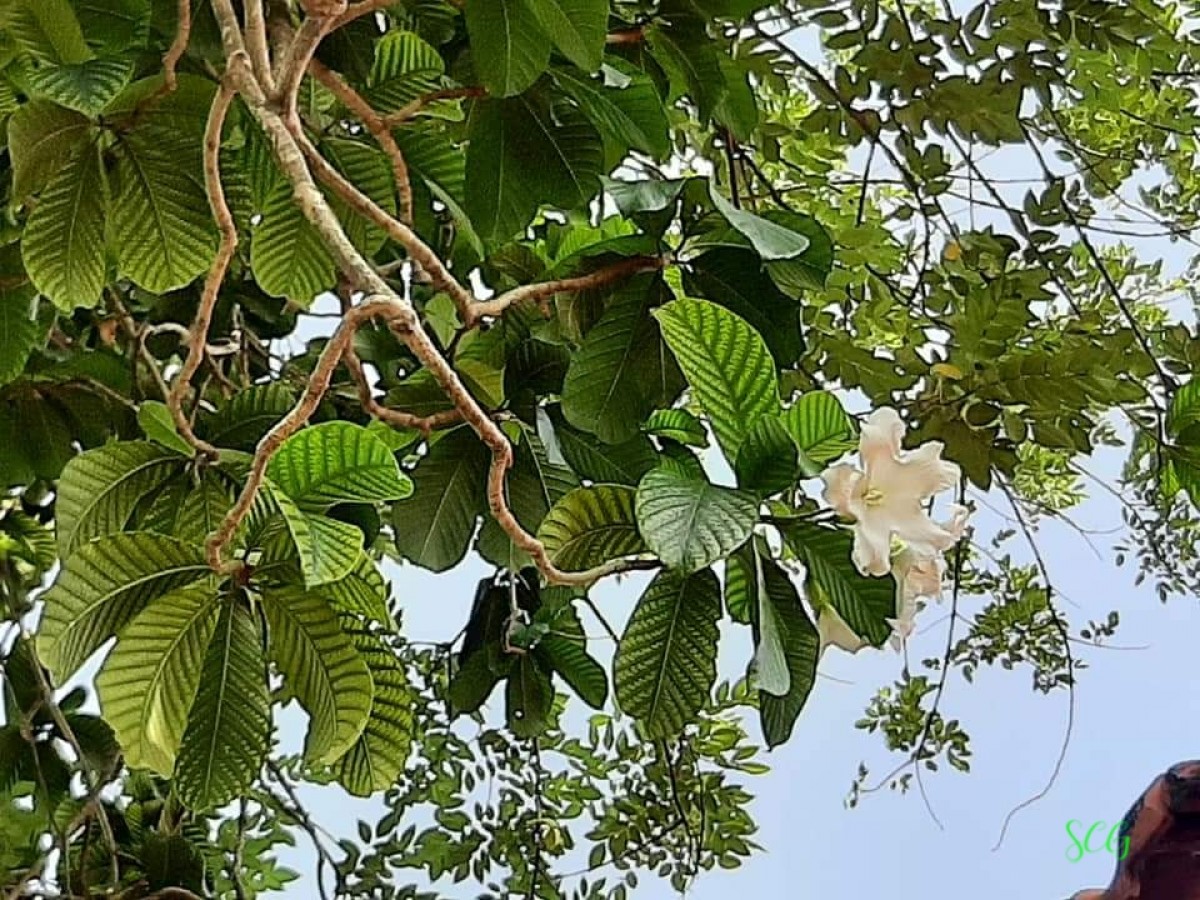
645, 6, 725, 120
26, 56, 132, 115
139, 471, 235, 547
463, 0, 551, 97
635, 468, 757, 572
263, 586, 373, 765
537, 484, 646, 570
39, 533, 210, 682
71, 0, 151, 53
528, 0, 607, 72
708, 186, 811, 261
175, 602, 271, 811
654, 297, 780, 464
466, 91, 603, 245
270, 489, 363, 588
561, 274, 683, 443
0, 284, 43, 388
21, 137, 106, 311
762, 212, 835, 295
746, 542, 789, 696
56, 440, 183, 555
602, 176, 688, 217
448, 650, 502, 716
251, 177, 336, 303
780, 391, 855, 469
757, 561, 818, 748
643, 409, 708, 447
107, 122, 218, 295
734, 414, 798, 495
506, 653, 554, 738
335, 625, 415, 797
6, 100, 93, 201
392, 427, 490, 572
536, 605, 607, 708
550, 407, 658, 485
322, 137, 397, 255
366, 30, 445, 114
200, 383, 297, 452
323, 554, 395, 627
268, 422, 412, 510
137, 401, 193, 456
613, 568, 721, 738
95, 583, 219, 775
1, 0, 92, 64
784, 523, 894, 646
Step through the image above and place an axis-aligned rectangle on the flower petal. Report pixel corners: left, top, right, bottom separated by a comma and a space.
821, 463, 867, 520
859, 407, 905, 482
882, 505, 964, 555
851, 515, 894, 577
886, 441, 961, 502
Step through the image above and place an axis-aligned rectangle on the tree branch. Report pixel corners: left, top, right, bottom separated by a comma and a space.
380, 86, 487, 127
472, 255, 668, 322
168, 83, 237, 459
244, 0, 275, 92
160, 0, 192, 93
308, 58, 414, 225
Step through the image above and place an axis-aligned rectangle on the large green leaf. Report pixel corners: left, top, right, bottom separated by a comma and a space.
56, 440, 182, 555
447, 650, 503, 715
322, 137, 397, 255
528, 0, 607, 72
366, 29, 445, 114
757, 560, 819, 749
199, 383, 297, 452
735, 414, 799, 495
139, 471, 236, 547
537, 484, 646, 570
21, 137, 106, 311
6, 100, 93, 201
71, 0, 151, 53
466, 91, 603, 245
635, 468, 757, 572
708, 186, 811, 261
175, 602, 271, 811
535, 605, 607, 709
613, 568, 721, 737
1, 0, 92, 63
645, 4, 725, 120
335, 625, 415, 797
323, 554, 395, 627
743, 541, 789, 695
561, 274, 683, 443
654, 297, 780, 464
251, 177, 337, 303
26, 56, 132, 115
107, 124, 218, 294
780, 390, 856, 471
506, 653, 555, 738
268, 422, 412, 510
784, 522, 894, 646
263, 586, 373, 765
270, 488, 363, 588
463, 0, 551, 97
39, 533, 210, 681
392, 427, 490, 572
0, 284, 43, 388
549, 407, 658, 485
95, 583, 219, 775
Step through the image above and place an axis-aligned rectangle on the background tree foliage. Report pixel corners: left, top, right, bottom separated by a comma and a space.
0, 0, 1198, 896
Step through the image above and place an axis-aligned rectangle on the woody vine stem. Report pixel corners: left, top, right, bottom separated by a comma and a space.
171, 0, 665, 588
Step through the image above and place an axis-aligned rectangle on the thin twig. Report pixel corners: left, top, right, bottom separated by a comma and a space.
380, 86, 486, 127
244, 0, 275, 92
168, 84, 237, 459
473, 256, 668, 323
160, 0, 193, 93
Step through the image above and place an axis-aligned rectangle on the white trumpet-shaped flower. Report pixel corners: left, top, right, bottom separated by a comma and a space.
821, 407, 966, 578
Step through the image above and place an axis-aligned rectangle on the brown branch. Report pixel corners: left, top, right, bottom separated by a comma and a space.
160, 0, 192, 93
293, 126, 477, 317
336, 284, 462, 434
206, 5, 657, 588
380, 86, 487, 127
168, 84, 237, 460
244, 0, 275, 92
309, 58, 414, 225
606, 27, 646, 44
332, 0, 396, 29
274, 2, 348, 118
473, 255, 668, 321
